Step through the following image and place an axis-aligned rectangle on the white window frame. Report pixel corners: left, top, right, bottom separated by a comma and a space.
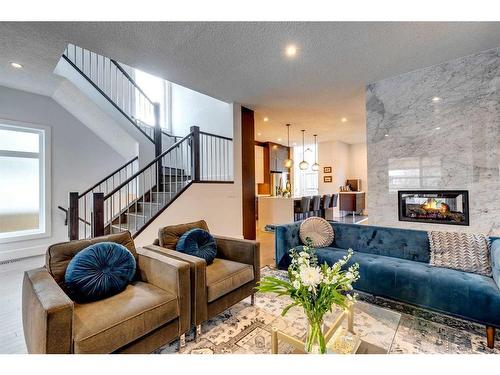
0, 119, 51, 243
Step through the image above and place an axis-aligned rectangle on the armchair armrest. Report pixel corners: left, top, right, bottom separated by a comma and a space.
213, 236, 260, 283
22, 267, 74, 353
144, 244, 207, 325
275, 222, 302, 269
136, 248, 191, 335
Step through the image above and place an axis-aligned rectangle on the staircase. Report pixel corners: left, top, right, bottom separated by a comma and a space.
58, 44, 234, 240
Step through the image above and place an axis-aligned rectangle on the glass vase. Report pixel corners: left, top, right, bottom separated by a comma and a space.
304, 318, 326, 354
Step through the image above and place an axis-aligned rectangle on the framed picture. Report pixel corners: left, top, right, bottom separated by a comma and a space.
323, 176, 332, 183
323, 166, 332, 173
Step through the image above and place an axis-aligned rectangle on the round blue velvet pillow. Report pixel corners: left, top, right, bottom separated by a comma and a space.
176, 228, 217, 265
65, 242, 136, 303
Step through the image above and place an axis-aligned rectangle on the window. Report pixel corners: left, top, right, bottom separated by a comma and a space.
293, 145, 319, 197
134, 69, 170, 131
0, 121, 50, 242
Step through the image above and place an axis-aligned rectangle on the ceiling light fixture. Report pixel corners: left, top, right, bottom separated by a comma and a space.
283, 124, 294, 169
10, 62, 23, 69
432, 96, 441, 102
285, 44, 297, 57
263, 117, 269, 122
435, 127, 441, 130
311, 134, 320, 171
384, 134, 389, 137
277, 138, 282, 142
299, 130, 309, 170
341, 117, 347, 123
257, 132, 262, 136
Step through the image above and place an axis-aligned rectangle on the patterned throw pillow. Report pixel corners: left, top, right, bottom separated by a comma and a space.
299, 217, 334, 248
428, 231, 492, 276
65, 242, 136, 302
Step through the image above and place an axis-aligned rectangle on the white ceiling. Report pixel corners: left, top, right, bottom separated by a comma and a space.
2, 22, 500, 144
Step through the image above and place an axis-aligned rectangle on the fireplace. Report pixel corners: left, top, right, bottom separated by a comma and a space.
398, 190, 469, 226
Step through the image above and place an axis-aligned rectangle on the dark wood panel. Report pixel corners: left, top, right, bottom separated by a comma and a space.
241, 107, 256, 240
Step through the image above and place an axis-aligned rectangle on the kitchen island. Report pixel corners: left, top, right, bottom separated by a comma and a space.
257, 196, 295, 231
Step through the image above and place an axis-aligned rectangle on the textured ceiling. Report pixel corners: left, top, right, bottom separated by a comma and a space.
1, 22, 500, 144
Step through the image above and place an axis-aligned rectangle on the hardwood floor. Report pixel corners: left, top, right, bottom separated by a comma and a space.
0, 255, 44, 354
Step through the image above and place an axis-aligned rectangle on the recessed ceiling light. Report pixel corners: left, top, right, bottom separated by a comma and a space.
384, 134, 389, 137
285, 45, 297, 57
432, 96, 441, 102
263, 117, 269, 122
257, 132, 262, 136
341, 117, 347, 123
435, 127, 441, 130
277, 138, 282, 142
10, 62, 23, 69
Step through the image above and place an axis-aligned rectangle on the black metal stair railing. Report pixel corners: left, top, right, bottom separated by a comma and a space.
67, 127, 234, 240
62, 44, 178, 146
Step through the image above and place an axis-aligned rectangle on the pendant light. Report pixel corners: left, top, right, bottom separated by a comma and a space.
283, 124, 294, 169
311, 134, 320, 171
299, 130, 309, 170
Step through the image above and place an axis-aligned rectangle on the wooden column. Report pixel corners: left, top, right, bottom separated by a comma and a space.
241, 107, 256, 240
91, 192, 104, 238
191, 126, 201, 182
68, 192, 79, 240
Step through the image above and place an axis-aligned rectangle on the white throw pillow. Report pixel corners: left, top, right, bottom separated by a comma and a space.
299, 217, 334, 248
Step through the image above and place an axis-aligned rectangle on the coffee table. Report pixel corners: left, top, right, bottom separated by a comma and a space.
270, 302, 391, 354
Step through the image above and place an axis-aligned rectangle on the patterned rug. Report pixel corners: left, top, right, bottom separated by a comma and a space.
156, 267, 499, 354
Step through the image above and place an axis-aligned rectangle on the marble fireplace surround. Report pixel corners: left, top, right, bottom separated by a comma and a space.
366, 46, 500, 236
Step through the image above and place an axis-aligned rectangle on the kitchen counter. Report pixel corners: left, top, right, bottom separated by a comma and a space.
257, 196, 294, 231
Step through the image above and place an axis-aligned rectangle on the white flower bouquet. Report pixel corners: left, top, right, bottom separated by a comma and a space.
257, 240, 360, 353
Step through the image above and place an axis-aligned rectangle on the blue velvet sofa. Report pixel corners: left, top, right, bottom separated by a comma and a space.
275, 221, 500, 348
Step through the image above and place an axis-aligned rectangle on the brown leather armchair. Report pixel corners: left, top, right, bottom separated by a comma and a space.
22, 231, 191, 354
146, 220, 260, 340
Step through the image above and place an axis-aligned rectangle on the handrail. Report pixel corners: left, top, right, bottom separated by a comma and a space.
199, 130, 233, 141
78, 156, 138, 198
110, 59, 154, 106
104, 131, 193, 200
57, 205, 91, 226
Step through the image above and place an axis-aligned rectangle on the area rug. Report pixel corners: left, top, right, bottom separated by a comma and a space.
156, 267, 499, 354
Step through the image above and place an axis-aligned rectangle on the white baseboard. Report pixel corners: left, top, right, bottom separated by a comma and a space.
0, 244, 46, 262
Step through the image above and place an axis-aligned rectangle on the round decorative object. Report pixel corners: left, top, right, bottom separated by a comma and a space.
65, 242, 136, 302
176, 228, 217, 264
299, 217, 334, 248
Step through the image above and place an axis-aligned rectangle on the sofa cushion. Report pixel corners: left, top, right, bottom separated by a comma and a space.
176, 228, 217, 265
73, 281, 178, 354
206, 258, 254, 303
315, 247, 500, 326
429, 231, 492, 276
65, 242, 136, 302
299, 217, 334, 247
46, 231, 137, 288
158, 220, 209, 249
331, 223, 430, 263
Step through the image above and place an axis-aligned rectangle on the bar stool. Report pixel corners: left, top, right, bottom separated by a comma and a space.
294, 197, 311, 221
331, 194, 338, 208
309, 195, 321, 217
321, 194, 332, 218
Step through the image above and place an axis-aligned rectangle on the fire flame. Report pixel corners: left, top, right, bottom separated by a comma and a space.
422, 198, 449, 213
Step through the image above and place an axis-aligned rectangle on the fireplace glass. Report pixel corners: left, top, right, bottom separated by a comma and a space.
398, 190, 469, 226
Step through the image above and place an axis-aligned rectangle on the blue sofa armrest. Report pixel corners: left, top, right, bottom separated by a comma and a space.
491, 239, 500, 291
275, 222, 302, 270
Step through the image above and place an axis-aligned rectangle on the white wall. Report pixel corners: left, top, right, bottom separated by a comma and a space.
171, 83, 233, 138
135, 102, 243, 246
0, 86, 126, 261
318, 141, 368, 196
